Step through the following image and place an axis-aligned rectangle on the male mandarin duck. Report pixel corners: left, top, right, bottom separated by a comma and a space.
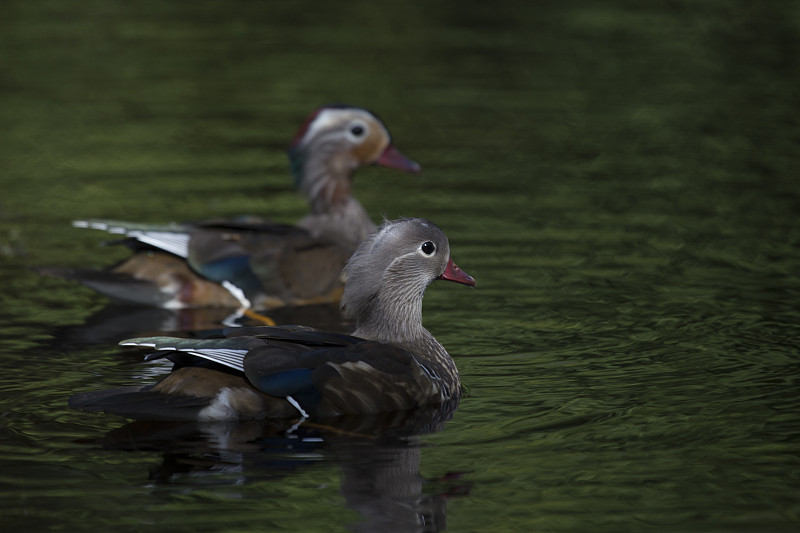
59, 105, 420, 310
69, 218, 475, 421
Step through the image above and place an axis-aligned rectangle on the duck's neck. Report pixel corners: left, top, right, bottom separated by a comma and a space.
292, 145, 355, 214
352, 283, 447, 360
305, 169, 352, 214
352, 293, 460, 391
296, 197, 375, 252
292, 150, 375, 250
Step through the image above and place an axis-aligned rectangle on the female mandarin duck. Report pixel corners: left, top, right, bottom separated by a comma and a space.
65, 105, 420, 310
69, 218, 475, 421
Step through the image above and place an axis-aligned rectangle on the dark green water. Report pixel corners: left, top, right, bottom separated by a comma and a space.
1, 1, 798, 531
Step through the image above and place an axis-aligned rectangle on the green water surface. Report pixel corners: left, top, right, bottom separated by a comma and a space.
1, 1, 798, 531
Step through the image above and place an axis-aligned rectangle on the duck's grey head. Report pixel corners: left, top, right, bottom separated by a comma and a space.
287, 106, 420, 206
341, 218, 474, 329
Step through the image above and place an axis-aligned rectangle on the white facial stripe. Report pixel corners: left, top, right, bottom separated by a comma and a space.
395, 250, 423, 263
301, 109, 339, 142
384, 249, 438, 283
301, 108, 374, 145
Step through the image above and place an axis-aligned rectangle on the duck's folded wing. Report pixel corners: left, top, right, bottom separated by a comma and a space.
120, 336, 257, 372
243, 341, 453, 417
186, 225, 349, 302
120, 327, 362, 373
73, 219, 193, 257
71, 218, 291, 262
225, 325, 362, 346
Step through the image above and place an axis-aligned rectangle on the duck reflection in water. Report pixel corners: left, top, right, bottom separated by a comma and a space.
90, 405, 470, 533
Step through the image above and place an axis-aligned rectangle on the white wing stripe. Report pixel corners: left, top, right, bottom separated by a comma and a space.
120, 341, 247, 372
184, 349, 247, 372
129, 231, 191, 258
73, 220, 129, 234
73, 220, 191, 258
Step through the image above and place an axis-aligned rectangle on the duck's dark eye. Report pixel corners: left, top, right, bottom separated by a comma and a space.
421, 241, 436, 256
350, 125, 364, 136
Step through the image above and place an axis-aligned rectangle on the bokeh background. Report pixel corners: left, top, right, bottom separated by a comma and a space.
1, 1, 798, 531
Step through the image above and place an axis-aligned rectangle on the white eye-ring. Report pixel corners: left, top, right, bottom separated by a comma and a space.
346, 120, 369, 142
419, 241, 436, 256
